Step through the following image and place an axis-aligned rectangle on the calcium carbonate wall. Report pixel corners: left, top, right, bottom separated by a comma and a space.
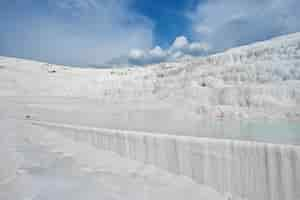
35, 121, 300, 200
0, 135, 18, 199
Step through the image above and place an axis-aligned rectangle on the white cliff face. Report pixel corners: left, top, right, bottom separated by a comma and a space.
0, 32, 299, 138
0, 32, 300, 200
1, 118, 228, 200
32, 120, 300, 200
0, 135, 17, 192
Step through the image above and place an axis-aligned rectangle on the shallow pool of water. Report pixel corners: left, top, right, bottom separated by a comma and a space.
192, 119, 300, 145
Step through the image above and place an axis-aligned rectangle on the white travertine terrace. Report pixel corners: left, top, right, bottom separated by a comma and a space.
1, 32, 300, 200
1, 33, 300, 124
33, 120, 300, 200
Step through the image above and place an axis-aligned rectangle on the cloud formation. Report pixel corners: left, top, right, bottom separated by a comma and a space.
2, 0, 299, 67
128, 36, 210, 65
0, 0, 154, 66
190, 0, 300, 51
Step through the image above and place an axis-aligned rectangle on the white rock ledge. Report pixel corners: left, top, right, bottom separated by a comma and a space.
32, 120, 300, 200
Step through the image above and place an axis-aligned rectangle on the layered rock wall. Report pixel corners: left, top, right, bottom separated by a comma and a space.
36, 121, 300, 200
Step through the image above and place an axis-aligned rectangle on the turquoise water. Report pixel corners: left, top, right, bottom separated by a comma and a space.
195, 119, 300, 145
239, 120, 300, 144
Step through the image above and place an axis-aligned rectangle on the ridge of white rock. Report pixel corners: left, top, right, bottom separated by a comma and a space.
32, 120, 300, 200
1, 32, 300, 200
1, 32, 300, 139
1, 118, 228, 200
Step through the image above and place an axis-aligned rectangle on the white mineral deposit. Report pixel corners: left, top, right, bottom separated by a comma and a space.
1, 32, 300, 200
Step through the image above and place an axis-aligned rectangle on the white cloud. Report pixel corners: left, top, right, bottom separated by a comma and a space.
128, 46, 167, 65
189, 0, 300, 51
149, 46, 167, 62
169, 36, 211, 56
127, 36, 210, 65
189, 42, 210, 53
149, 46, 166, 58
129, 49, 146, 61
0, 0, 154, 66
171, 36, 189, 50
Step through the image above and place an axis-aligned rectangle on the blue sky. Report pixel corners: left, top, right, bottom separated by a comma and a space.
133, 0, 198, 47
0, 0, 300, 66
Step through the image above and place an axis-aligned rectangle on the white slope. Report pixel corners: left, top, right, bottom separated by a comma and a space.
0, 32, 300, 200
30, 119, 300, 200
0, 32, 299, 141
0, 118, 225, 200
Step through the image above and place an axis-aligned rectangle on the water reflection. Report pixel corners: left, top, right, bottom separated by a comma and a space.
193, 119, 300, 145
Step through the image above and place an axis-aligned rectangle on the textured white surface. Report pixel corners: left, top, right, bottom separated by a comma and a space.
1, 32, 300, 200
0, 118, 226, 200
1, 33, 300, 123
33, 120, 300, 200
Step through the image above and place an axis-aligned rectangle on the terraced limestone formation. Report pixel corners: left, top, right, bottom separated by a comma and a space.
0, 32, 300, 200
